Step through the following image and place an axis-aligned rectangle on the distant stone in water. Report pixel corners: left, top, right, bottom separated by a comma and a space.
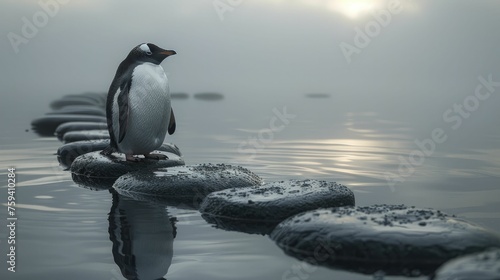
50, 94, 104, 110
58, 140, 182, 170
193, 92, 224, 101
199, 180, 355, 235
433, 248, 500, 280
71, 151, 184, 189
31, 115, 106, 136
46, 105, 106, 117
270, 204, 500, 277
55, 122, 108, 141
57, 140, 110, 169
305, 93, 331, 98
170, 92, 189, 99
113, 164, 262, 209
63, 130, 109, 143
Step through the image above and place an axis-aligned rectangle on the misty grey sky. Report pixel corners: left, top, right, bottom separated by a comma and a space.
1, 0, 499, 137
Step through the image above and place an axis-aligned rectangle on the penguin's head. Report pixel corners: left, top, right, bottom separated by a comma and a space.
127, 43, 176, 65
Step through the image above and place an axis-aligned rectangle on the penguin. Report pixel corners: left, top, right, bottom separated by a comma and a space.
102, 43, 177, 162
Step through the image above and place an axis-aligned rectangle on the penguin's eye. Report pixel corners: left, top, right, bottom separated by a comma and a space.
146, 51, 152, 55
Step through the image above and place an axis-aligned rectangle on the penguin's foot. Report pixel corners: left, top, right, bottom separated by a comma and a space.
125, 154, 143, 162
144, 153, 168, 160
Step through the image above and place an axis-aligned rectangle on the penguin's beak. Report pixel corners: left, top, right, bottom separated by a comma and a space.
161, 50, 177, 57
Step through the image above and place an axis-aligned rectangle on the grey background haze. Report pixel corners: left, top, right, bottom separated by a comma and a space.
1, 0, 499, 144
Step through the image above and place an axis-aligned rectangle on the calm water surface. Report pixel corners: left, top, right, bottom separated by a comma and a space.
0, 95, 499, 280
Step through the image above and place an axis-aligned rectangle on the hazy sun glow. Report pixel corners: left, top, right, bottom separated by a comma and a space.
261, 0, 386, 19
328, 0, 383, 19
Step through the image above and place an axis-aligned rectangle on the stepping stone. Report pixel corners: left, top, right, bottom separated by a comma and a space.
50, 93, 106, 108
270, 204, 500, 277
55, 122, 108, 141
113, 164, 262, 209
433, 248, 500, 280
71, 151, 184, 189
62, 129, 109, 143
193, 92, 224, 101
58, 140, 181, 169
47, 105, 105, 117
199, 180, 355, 235
50, 96, 102, 110
31, 115, 106, 136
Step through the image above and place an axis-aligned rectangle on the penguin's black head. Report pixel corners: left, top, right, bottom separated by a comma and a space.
127, 43, 176, 65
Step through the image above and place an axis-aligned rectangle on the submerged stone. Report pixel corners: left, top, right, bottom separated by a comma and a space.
199, 180, 355, 235
170, 92, 189, 99
113, 164, 262, 209
71, 151, 184, 189
433, 248, 500, 280
270, 204, 500, 276
55, 122, 108, 141
31, 115, 106, 136
58, 140, 182, 169
63, 129, 109, 143
193, 92, 224, 101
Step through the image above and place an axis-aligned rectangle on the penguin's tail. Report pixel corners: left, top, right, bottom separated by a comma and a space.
100, 145, 116, 156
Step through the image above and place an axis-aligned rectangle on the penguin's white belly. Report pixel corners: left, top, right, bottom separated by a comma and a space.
113, 63, 171, 155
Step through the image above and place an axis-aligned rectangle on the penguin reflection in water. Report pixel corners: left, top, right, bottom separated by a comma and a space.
102, 43, 177, 161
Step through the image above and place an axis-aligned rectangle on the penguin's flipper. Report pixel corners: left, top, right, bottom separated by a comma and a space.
117, 81, 131, 143
168, 108, 176, 135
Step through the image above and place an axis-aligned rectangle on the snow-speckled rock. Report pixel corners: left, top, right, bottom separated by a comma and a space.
199, 180, 355, 235
71, 151, 184, 189
270, 205, 500, 277
433, 248, 500, 280
113, 164, 262, 209
57, 140, 182, 170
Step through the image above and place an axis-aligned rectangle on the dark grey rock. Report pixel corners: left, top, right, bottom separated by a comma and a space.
193, 92, 224, 101
71, 151, 184, 189
50, 96, 102, 110
57, 140, 182, 170
199, 180, 355, 235
113, 164, 262, 209
31, 115, 106, 136
63, 130, 109, 143
170, 92, 189, 99
47, 105, 105, 117
57, 140, 110, 169
432, 248, 500, 280
270, 204, 500, 277
55, 122, 108, 141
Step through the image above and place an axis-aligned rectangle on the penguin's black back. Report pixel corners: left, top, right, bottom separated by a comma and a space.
105, 58, 140, 151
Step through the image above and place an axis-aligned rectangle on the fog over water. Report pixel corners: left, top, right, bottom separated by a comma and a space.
1, 1, 499, 133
